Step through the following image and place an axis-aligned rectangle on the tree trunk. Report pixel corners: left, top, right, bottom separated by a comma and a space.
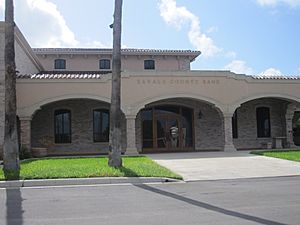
3, 0, 20, 175
108, 0, 123, 167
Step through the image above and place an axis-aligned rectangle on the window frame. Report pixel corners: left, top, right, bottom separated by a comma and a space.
144, 59, 155, 70
54, 109, 71, 144
93, 109, 110, 143
99, 59, 111, 70
256, 107, 271, 138
54, 59, 66, 70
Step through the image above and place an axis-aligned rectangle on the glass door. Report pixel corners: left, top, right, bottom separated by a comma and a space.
156, 115, 180, 150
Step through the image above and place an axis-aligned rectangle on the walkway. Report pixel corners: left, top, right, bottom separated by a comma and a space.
147, 151, 300, 181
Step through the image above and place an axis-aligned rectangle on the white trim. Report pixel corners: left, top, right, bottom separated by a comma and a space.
232, 93, 300, 111
17, 94, 111, 117
125, 93, 226, 115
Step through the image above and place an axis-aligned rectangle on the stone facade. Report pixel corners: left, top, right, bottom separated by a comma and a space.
134, 98, 298, 152
233, 98, 288, 149
31, 99, 127, 156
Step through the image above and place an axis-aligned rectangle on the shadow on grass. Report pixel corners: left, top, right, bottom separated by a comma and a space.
4, 170, 20, 181
135, 184, 286, 225
117, 166, 139, 177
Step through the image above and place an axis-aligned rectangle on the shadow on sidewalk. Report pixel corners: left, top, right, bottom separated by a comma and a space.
135, 184, 285, 225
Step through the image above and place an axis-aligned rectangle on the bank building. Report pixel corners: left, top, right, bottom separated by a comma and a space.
0, 23, 300, 157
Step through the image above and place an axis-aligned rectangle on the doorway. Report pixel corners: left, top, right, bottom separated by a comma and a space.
141, 105, 194, 152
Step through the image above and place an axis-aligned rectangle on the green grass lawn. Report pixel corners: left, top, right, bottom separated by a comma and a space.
0, 156, 182, 181
252, 150, 300, 162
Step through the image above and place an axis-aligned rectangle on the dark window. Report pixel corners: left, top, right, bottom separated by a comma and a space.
54, 59, 66, 69
55, 110, 71, 143
144, 60, 155, 70
99, 59, 111, 70
142, 109, 153, 148
256, 107, 271, 138
232, 110, 238, 139
93, 109, 110, 142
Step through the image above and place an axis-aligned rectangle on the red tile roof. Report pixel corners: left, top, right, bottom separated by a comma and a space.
17, 71, 110, 79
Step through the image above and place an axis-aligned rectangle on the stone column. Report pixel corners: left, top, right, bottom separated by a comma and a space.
125, 115, 139, 155
223, 112, 237, 152
19, 117, 32, 153
285, 107, 297, 148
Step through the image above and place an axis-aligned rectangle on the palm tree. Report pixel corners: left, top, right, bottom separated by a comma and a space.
3, 0, 20, 176
108, 0, 123, 167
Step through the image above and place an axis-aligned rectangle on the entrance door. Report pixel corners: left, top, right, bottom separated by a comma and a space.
156, 115, 181, 150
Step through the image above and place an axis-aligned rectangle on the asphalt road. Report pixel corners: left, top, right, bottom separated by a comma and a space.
1, 176, 300, 225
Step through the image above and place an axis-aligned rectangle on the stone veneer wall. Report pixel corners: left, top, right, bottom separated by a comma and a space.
31, 99, 126, 155
135, 98, 290, 152
135, 98, 224, 152
0, 32, 4, 158
233, 98, 288, 149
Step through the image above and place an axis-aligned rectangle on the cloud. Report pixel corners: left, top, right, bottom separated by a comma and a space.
206, 26, 218, 34
0, 0, 4, 10
257, 0, 300, 7
0, 0, 79, 47
225, 51, 237, 59
158, 0, 221, 58
224, 60, 254, 75
259, 68, 283, 76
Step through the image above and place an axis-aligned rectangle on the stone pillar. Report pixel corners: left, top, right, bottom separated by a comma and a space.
19, 117, 32, 153
223, 112, 237, 152
286, 106, 297, 148
125, 115, 139, 155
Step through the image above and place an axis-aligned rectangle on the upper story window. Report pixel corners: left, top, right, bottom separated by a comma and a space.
256, 107, 271, 138
54, 59, 66, 70
54, 109, 71, 143
93, 109, 110, 142
99, 59, 111, 70
144, 59, 155, 70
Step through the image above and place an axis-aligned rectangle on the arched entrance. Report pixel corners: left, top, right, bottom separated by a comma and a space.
30, 98, 126, 156
135, 97, 224, 153
141, 105, 194, 152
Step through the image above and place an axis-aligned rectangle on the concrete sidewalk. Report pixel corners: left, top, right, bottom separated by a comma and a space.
147, 151, 300, 181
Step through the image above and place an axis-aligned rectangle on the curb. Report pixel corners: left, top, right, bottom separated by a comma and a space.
0, 177, 182, 188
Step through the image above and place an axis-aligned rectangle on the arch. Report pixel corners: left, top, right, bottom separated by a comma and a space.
17, 94, 111, 118
232, 93, 300, 111
126, 93, 225, 115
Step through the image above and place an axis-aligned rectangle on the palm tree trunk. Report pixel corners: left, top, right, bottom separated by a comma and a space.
3, 0, 20, 174
108, 0, 123, 167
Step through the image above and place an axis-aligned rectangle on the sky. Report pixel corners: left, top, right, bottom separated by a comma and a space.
0, 0, 299, 76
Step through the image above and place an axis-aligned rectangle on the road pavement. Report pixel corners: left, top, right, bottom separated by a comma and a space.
1, 176, 300, 225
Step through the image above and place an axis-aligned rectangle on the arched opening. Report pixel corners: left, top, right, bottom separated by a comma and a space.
31, 98, 126, 156
232, 97, 298, 149
136, 98, 223, 153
